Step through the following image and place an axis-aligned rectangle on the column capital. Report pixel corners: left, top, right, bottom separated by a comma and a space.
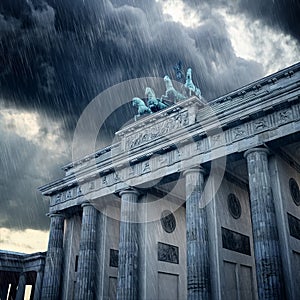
46, 211, 65, 219
119, 188, 140, 197
183, 166, 206, 177
81, 201, 95, 208
244, 147, 269, 158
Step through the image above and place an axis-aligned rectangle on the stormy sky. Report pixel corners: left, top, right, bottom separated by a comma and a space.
0, 0, 299, 252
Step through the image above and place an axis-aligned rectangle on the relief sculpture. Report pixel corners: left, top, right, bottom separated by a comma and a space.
126, 111, 189, 150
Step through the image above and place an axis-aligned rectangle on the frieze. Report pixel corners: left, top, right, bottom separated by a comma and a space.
209, 133, 225, 148
196, 138, 209, 152
125, 111, 189, 150
231, 125, 248, 141
66, 190, 73, 200
48, 101, 300, 209
252, 116, 270, 133
168, 149, 181, 165
277, 108, 293, 125
55, 193, 61, 204
292, 102, 300, 119
89, 181, 95, 190
142, 161, 151, 174
77, 186, 83, 196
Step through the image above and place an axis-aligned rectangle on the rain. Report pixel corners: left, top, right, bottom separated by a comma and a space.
0, 0, 299, 254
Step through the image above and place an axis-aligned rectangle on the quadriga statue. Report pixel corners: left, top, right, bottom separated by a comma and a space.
162, 75, 186, 103
132, 97, 152, 120
185, 68, 201, 97
145, 87, 168, 112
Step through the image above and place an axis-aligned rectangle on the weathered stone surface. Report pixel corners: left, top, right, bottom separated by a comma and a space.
74, 203, 98, 300
117, 189, 139, 300
245, 148, 284, 299
41, 213, 64, 300
184, 167, 210, 300
157, 242, 179, 264
221, 227, 251, 256
33, 271, 44, 300
15, 272, 26, 300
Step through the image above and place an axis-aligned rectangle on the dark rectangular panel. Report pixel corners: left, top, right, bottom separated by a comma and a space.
109, 249, 119, 268
222, 227, 251, 256
158, 242, 179, 264
288, 213, 300, 240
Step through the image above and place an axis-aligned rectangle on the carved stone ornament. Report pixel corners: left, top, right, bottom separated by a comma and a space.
289, 178, 300, 206
227, 193, 242, 219
160, 210, 176, 233
158, 242, 179, 264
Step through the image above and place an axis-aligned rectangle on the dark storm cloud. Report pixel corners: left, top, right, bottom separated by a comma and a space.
0, 0, 264, 125
185, 0, 300, 42
0, 0, 280, 230
237, 0, 300, 42
0, 114, 68, 230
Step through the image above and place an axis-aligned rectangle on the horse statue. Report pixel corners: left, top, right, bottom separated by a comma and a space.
132, 97, 152, 120
185, 68, 201, 97
145, 87, 168, 112
162, 75, 186, 103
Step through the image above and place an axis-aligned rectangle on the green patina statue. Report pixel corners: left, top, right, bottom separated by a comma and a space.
145, 87, 168, 112
185, 68, 201, 97
162, 75, 186, 103
132, 67, 201, 120
132, 97, 152, 120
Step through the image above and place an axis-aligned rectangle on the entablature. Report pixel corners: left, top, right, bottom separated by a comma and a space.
39, 63, 300, 212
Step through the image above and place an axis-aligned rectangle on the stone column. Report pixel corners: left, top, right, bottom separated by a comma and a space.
8, 283, 18, 299
117, 189, 139, 300
33, 270, 44, 300
0, 281, 9, 300
74, 202, 98, 300
41, 212, 65, 300
15, 272, 26, 300
184, 167, 210, 300
244, 148, 284, 299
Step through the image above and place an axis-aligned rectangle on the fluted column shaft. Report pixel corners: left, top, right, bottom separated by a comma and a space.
184, 167, 210, 300
33, 270, 44, 300
15, 272, 26, 300
117, 189, 139, 300
245, 148, 284, 299
74, 202, 98, 300
41, 213, 65, 300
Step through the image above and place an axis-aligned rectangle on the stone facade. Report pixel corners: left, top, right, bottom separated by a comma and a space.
1, 62, 300, 299
0, 251, 46, 300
